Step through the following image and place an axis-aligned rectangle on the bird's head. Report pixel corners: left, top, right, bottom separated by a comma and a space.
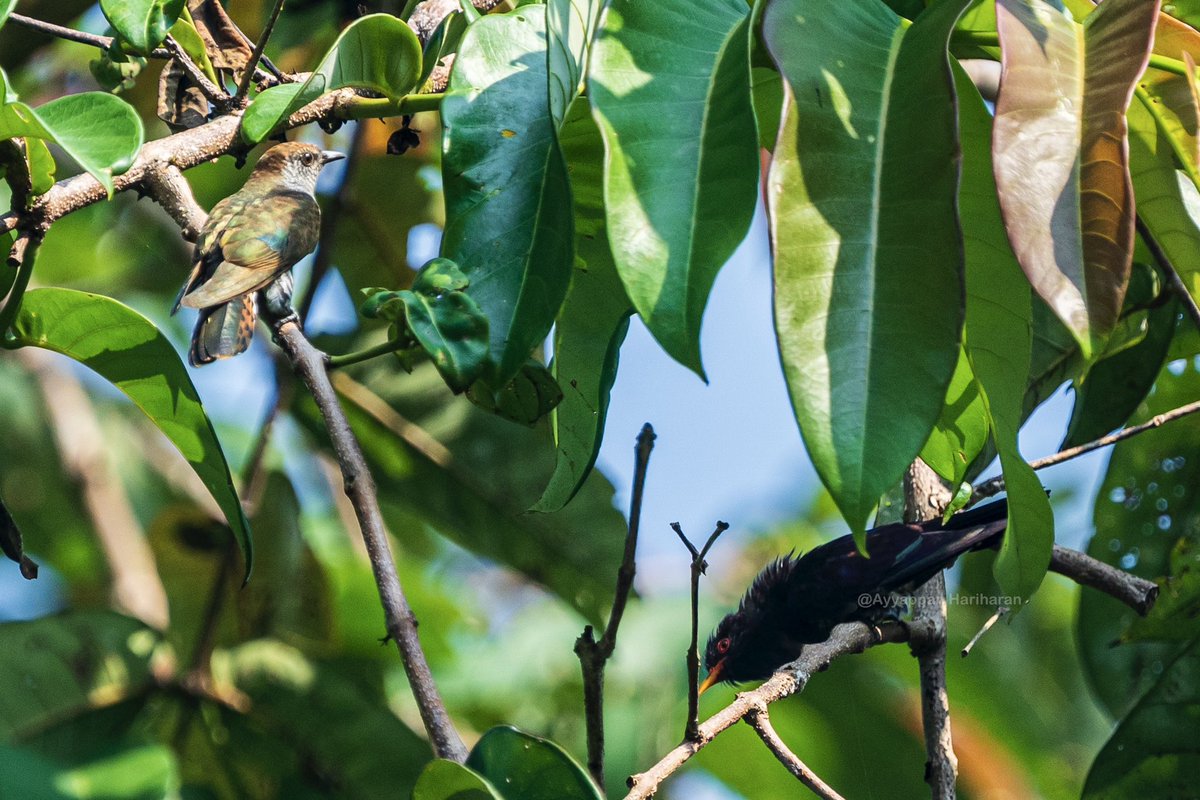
700, 555, 804, 693
249, 142, 345, 194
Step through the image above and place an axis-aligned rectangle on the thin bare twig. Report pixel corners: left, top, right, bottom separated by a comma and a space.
236, 0, 287, 101
973, 399, 1200, 501
745, 704, 847, 800
576, 423, 656, 788
960, 607, 1009, 658
7, 12, 171, 57
904, 460, 957, 800
1137, 214, 1200, 331
670, 519, 729, 741
161, 34, 227, 104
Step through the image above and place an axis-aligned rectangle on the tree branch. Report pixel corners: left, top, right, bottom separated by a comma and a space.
6, 12, 171, 57
744, 704, 847, 800
273, 320, 467, 762
1049, 544, 1159, 616
576, 423, 656, 788
623, 621, 910, 800
2, 89, 433, 236
137, 156, 467, 764
973, 398, 1200, 501
904, 460, 957, 800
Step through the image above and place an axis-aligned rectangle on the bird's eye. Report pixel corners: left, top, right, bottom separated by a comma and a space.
716, 637, 731, 655
301, 152, 315, 166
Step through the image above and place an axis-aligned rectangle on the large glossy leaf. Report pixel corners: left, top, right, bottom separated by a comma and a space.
1134, 10, 1200, 184
993, 0, 1157, 359
920, 348, 989, 488
534, 98, 632, 512
956, 67, 1055, 599
589, 0, 757, 375
241, 14, 422, 144
413, 761, 502, 800
1082, 634, 1200, 798
0, 611, 156, 739
99, 0, 185, 55
6, 289, 252, 578
547, 0, 601, 127
1129, 94, 1200, 299
1078, 358, 1200, 715
764, 0, 970, 539
441, 6, 574, 385
466, 726, 602, 800
0, 76, 143, 194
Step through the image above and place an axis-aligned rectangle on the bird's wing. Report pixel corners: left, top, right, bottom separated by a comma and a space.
179, 192, 320, 309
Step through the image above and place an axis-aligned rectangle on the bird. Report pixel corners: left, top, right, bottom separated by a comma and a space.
172, 141, 344, 365
700, 498, 1011, 692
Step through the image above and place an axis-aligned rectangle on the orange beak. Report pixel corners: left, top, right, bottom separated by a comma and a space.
698, 660, 725, 695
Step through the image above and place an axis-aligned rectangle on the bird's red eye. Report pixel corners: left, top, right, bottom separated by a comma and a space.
716, 637, 730, 655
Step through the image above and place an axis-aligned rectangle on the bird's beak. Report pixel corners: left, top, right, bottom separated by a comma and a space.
698, 660, 724, 696
321, 150, 346, 164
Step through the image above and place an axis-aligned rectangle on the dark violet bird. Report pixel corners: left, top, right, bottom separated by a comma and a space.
701, 499, 1011, 692
173, 141, 344, 365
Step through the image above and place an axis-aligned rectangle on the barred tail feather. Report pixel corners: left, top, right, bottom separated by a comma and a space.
189, 295, 257, 366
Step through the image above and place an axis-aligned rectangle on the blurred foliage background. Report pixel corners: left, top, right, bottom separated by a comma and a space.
1, 2, 1195, 799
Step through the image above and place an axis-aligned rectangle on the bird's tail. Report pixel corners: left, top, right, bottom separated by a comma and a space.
938, 498, 1008, 533
189, 295, 257, 366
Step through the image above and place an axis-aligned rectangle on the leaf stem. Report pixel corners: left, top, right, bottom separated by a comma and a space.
342, 92, 444, 119
328, 338, 409, 368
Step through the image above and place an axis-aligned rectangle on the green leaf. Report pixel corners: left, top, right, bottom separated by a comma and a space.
919, 349, 989, 487
764, 0, 971, 540
547, 0, 601, 127
413, 761, 503, 800
7, 289, 252, 579
467, 359, 563, 426
168, 14, 218, 86
241, 14, 422, 144
99, 0, 185, 55
956, 66, 1054, 599
1133, 11, 1200, 185
0, 743, 178, 799
0, 90, 143, 195
466, 726, 602, 800
1082, 635, 1200, 798
362, 259, 491, 393
534, 99, 632, 511
0, 611, 157, 739
228, 640, 431, 798
1063, 297, 1178, 448
441, 6, 574, 385
993, 0, 1157, 359
589, 0, 758, 375
0, 1, 15, 30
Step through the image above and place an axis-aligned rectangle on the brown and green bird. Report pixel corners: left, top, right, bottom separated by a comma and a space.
172, 141, 344, 365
